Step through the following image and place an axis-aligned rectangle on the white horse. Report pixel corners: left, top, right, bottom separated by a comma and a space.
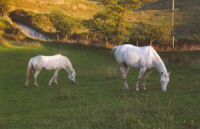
111, 44, 171, 91
25, 54, 76, 87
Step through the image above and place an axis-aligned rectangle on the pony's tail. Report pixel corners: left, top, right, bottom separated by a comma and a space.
26, 58, 34, 81
111, 46, 119, 58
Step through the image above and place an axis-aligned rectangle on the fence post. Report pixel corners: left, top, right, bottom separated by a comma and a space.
66, 34, 68, 41
172, 36, 174, 51
57, 34, 59, 41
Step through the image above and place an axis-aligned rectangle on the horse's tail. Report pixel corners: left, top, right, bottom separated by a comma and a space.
26, 58, 34, 81
111, 46, 119, 58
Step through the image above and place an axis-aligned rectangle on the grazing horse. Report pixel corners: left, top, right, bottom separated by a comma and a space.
25, 54, 76, 87
111, 44, 170, 91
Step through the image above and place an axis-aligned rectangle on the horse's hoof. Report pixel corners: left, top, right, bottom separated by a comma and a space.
136, 88, 139, 91
25, 86, 28, 88
124, 86, 129, 90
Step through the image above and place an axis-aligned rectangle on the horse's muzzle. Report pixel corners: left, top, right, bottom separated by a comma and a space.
71, 80, 75, 83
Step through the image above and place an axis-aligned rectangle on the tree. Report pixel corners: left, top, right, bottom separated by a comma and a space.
84, 17, 120, 46
0, 0, 10, 17
132, 21, 172, 46
92, 0, 158, 45
50, 10, 82, 39
9, 9, 34, 24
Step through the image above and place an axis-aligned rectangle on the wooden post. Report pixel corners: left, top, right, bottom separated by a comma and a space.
57, 34, 59, 41
172, 0, 175, 51
66, 34, 68, 41
172, 36, 174, 50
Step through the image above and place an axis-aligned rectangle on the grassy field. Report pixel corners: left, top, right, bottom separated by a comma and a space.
0, 42, 200, 128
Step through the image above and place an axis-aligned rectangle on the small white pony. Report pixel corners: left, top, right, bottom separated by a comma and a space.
25, 54, 76, 87
111, 44, 171, 91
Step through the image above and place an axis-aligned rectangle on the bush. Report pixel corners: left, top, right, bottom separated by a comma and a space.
0, 39, 11, 47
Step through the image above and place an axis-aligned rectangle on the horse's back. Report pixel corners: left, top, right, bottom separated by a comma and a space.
31, 54, 66, 70
114, 44, 158, 68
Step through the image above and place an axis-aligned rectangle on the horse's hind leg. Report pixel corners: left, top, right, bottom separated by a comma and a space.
34, 71, 40, 87
48, 69, 59, 85
142, 70, 154, 90
120, 64, 129, 89
136, 67, 146, 91
25, 79, 29, 87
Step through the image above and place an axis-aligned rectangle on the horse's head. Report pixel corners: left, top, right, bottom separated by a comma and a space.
68, 69, 76, 83
160, 72, 171, 91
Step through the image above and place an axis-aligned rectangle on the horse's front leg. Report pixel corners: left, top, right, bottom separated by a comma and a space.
120, 65, 129, 89
136, 67, 146, 91
142, 69, 154, 90
48, 69, 59, 85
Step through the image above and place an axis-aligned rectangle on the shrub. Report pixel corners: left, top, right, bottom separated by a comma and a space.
0, 39, 11, 47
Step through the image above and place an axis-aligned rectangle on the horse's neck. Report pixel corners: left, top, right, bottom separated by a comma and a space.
154, 54, 167, 74
64, 58, 73, 73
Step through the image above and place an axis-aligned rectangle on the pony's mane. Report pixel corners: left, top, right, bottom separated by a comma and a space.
140, 46, 167, 73
150, 47, 168, 74
53, 54, 73, 72
63, 56, 73, 72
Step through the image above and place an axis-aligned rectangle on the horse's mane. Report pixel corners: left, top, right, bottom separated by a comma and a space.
63, 56, 73, 72
52, 54, 73, 72
140, 46, 166, 71
148, 47, 168, 73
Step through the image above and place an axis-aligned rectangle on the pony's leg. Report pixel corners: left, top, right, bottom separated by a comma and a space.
48, 69, 59, 85
34, 71, 40, 87
25, 79, 29, 87
54, 69, 60, 84
120, 64, 129, 89
25, 74, 31, 87
142, 70, 154, 90
136, 67, 146, 91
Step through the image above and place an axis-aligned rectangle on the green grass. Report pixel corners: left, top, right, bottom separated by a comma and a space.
0, 42, 200, 128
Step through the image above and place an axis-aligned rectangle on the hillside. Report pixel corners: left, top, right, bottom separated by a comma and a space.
9, 0, 98, 19
141, 0, 200, 38
4, 0, 200, 39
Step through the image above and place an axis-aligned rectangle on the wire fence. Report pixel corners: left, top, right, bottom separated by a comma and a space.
129, 38, 200, 51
